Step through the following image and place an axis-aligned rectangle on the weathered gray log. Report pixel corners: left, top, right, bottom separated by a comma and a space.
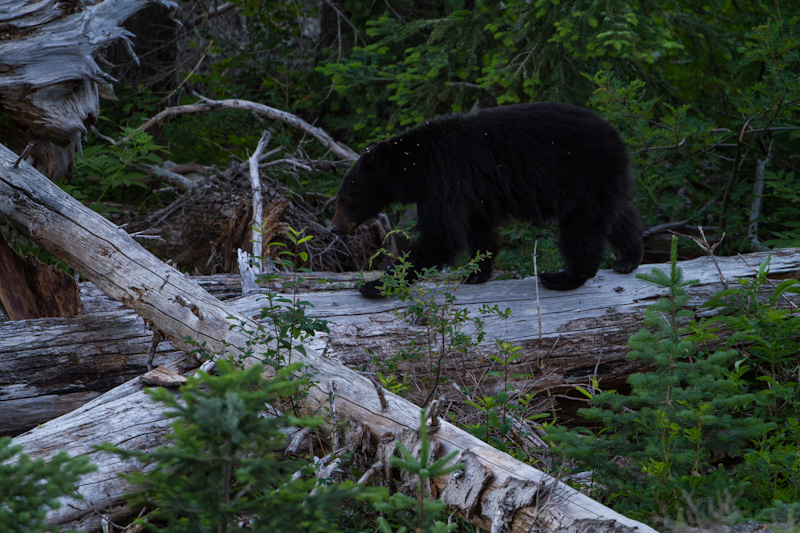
0, 274, 256, 436
5, 249, 800, 437
288, 249, 800, 399
0, 273, 308, 436
1, 144, 656, 532
0, 0, 175, 179
0, 310, 195, 435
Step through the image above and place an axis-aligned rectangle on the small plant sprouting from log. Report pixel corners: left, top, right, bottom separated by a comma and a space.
463, 338, 549, 462
232, 227, 329, 369
368, 245, 512, 407
368, 243, 549, 462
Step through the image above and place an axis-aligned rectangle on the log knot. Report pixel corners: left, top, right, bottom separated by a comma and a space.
175, 294, 204, 319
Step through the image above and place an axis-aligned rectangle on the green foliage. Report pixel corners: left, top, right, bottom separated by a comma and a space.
374, 409, 462, 533
377, 371, 411, 396
584, 71, 720, 223
98, 359, 368, 532
66, 127, 165, 211
59, 84, 171, 214
96, 231, 477, 532
495, 223, 561, 278
0, 436, 95, 533
316, 0, 683, 140
105, 83, 163, 129
545, 237, 782, 523
462, 338, 549, 464
762, 170, 800, 247
370, 250, 510, 406
704, 256, 800, 514
243, 228, 331, 368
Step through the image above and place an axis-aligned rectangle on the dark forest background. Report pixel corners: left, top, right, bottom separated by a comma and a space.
74, 0, 800, 277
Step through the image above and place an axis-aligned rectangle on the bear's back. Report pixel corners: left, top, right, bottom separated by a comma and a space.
461, 103, 632, 222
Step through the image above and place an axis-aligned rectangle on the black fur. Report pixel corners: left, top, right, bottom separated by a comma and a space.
331, 102, 643, 298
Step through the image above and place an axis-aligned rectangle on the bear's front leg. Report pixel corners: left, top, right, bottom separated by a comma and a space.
357, 232, 457, 298
464, 223, 498, 284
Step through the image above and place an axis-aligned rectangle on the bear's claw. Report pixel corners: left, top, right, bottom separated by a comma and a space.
358, 278, 388, 299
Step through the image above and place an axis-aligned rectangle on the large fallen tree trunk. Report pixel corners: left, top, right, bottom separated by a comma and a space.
0, 146, 657, 532
0, 309, 195, 435
271, 250, 800, 404
5, 250, 800, 436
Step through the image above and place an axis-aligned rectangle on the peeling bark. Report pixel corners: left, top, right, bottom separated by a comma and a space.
0, 232, 79, 320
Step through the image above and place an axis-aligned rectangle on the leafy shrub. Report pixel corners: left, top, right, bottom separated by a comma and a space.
705, 257, 800, 516
66, 127, 165, 211
369, 250, 511, 406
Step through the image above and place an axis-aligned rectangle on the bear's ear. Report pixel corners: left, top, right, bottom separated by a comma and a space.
362, 141, 392, 173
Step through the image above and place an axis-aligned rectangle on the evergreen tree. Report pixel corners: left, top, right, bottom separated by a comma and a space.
547, 236, 773, 521
0, 437, 95, 533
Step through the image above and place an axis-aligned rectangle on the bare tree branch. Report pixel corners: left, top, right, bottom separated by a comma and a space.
132, 96, 359, 162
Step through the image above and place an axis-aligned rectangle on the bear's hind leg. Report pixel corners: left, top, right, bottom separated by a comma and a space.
608, 203, 643, 274
540, 215, 606, 291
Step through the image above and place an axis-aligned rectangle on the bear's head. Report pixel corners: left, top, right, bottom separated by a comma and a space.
331, 141, 393, 234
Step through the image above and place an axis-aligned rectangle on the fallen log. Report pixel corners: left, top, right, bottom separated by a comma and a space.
0, 274, 347, 436
1, 146, 657, 531
0, 310, 195, 436
4, 250, 800, 436
289, 249, 800, 404
0, 274, 352, 436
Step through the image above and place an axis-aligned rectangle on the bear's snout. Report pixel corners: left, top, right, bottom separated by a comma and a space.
330, 211, 357, 235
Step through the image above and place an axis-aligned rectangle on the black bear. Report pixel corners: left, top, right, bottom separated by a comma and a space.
331, 102, 643, 298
